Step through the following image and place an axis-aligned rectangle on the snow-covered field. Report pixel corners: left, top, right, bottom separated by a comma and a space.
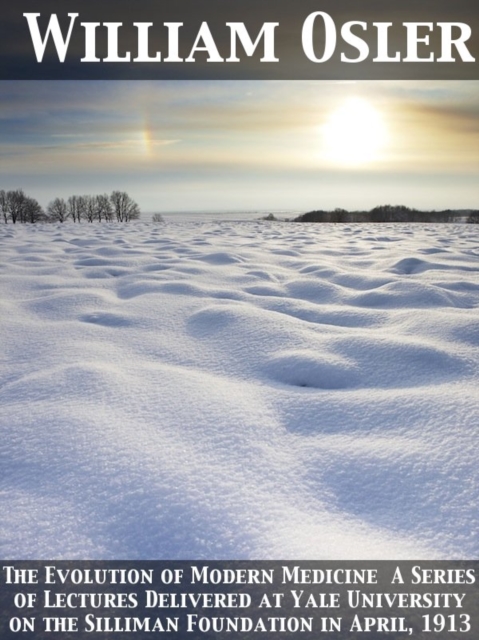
0, 220, 478, 560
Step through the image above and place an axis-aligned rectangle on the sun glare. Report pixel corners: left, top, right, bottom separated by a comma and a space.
322, 98, 388, 166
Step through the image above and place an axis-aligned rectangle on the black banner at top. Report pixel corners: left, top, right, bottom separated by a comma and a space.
1, 0, 478, 80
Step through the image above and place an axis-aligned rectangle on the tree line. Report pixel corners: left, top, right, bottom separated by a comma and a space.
0, 190, 140, 224
294, 205, 479, 224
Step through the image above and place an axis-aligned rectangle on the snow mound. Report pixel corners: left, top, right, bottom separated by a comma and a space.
264, 350, 360, 389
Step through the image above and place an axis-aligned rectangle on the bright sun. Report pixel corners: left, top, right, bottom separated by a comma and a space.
322, 98, 388, 166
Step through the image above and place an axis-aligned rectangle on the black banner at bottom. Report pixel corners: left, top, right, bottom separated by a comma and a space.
1, 561, 478, 639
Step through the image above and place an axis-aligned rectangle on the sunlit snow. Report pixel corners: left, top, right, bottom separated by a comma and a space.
0, 220, 478, 559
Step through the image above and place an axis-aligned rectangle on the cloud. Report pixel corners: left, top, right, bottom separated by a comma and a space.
42, 138, 180, 151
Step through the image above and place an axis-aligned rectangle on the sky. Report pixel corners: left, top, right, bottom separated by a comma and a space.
0, 80, 478, 213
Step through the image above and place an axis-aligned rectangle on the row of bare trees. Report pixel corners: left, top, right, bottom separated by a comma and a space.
294, 205, 468, 224
0, 190, 140, 224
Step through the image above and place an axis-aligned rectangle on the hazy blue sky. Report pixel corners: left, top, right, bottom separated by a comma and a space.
1, 80, 478, 212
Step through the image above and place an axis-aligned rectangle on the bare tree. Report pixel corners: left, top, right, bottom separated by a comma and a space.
78, 195, 89, 222
67, 195, 83, 223
96, 194, 113, 222
0, 190, 7, 223
84, 195, 97, 223
6, 189, 27, 224
23, 197, 44, 223
152, 213, 164, 223
110, 191, 140, 222
47, 197, 69, 223
1, 190, 43, 224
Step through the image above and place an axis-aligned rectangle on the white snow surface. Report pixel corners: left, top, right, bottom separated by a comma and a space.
1, 220, 478, 560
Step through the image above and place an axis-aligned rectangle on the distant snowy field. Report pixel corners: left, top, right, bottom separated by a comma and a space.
1, 220, 478, 560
